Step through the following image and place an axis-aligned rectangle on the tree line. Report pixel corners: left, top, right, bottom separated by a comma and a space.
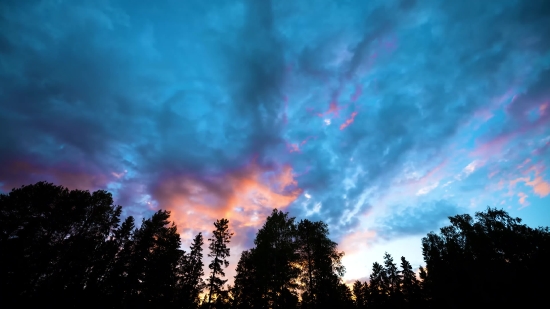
1, 182, 549, 308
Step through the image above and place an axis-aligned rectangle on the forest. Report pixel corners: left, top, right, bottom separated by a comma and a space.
1, 182, 549, 308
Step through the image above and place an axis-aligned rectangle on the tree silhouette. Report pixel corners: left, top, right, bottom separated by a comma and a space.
383, 252, 402, 307
352, 280, 367, 309
399, 256, 421, 308
3, 183, 550, 309
124, 210, 184, 308
0, 182, 123, 307
206, 218, 233, 308
100, 216, 136, 307
232, 249, 263, 309
178, 232, 206, 308
368, 262, 389, 308
421, 207, 550, 307
256, 209, 301, 308
295, 219, 345, 309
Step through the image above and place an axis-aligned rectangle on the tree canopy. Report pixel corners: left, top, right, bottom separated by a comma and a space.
1, 182, 549, 308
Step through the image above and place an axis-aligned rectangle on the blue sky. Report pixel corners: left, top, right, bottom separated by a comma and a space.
1, 0, 549, 283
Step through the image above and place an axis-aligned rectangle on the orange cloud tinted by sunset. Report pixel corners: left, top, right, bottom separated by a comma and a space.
151, 163, 303, 242
526, 176, 550, 197
509, 162, 550, 198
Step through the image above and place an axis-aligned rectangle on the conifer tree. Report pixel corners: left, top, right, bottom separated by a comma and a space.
383, 252, 402, 306
400, 256, 420, 308
179, 232, 205, 308
352, 280, 366, 308
368, 262, 388, 308
206, 218, 233, 308
125, 210, 183, 307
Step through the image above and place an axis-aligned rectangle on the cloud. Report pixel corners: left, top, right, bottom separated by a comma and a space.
340, 111, 358, 130
526, 177, 550, 197
376, 200, 461, 240
149, 162, 302, 237
416, 182, 440, 196
518, 192, 529, 207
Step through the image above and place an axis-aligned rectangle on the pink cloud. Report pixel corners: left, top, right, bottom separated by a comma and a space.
472, 134, 515, 157
509, 162, 550, 198
339, 229, 377, 256
517, 158, 532, 170
285, 136, 318, 153
286, 142, 300, 153
488, 170, 500, 179
471, 95, 550, 159
510, 177, 531, 188
540, 102, 548, 115
340, 111, 358, 130
518, 192, 529, 206
317, 101, 344, 118
526, 176, 550, 197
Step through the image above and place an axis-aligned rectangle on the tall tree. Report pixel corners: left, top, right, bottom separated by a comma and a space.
206, 218, 233, 308
253, 209, 300, 309
232, 249, 261, 309
178, 232, 205, 308
352, 280, 366, 309
125, 210, 184, 308
99, 216, 136, 307
399, 256, 420, 308
295, 219, 345, 309
368, 262, 389, 309
383, 252, 402, 307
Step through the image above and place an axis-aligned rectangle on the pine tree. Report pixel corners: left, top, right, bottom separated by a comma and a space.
179, 232, 205, 308
336, 282, 355, 309
400, 256, 420, 308
383, 252, 402, 306
125, 210, 184, 307
206, 218, 233, 308
100, 216, 136, 307
368, 262, 388, 308
352, 280, 366, 308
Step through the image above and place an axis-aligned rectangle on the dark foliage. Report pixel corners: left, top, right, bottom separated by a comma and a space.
0, 182, 195, 308
1, 183, 549, 308
421, 207, 550, 308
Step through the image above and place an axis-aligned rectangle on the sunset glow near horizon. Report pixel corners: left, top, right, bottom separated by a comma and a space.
1, 0, 549, 284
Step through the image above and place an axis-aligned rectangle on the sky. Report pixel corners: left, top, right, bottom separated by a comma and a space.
1, 0, 549, 284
